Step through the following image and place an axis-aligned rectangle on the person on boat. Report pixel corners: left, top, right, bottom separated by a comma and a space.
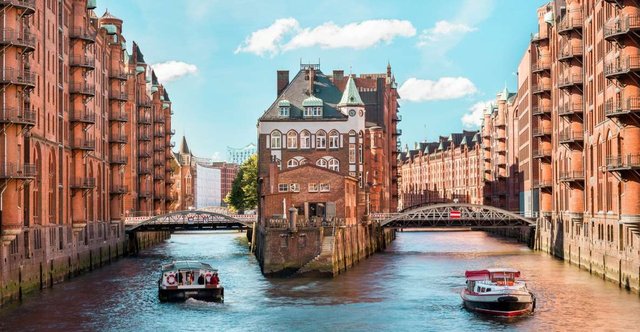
211, 273, 220, 286
177, 271, 183, 285
197, 274, 205, 285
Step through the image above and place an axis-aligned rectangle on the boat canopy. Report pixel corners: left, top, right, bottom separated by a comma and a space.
465, 269, 521, 280
161, 261, 216, 272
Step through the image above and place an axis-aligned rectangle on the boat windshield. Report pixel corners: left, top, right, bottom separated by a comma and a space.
491, 272, 516, 285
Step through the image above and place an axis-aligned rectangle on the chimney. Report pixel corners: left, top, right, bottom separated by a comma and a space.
309, 68, 316, 94
333, 70, 344, 81
277, 70, 289, 96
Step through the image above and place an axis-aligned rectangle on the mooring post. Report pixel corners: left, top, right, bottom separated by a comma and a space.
289, 207, 298, 232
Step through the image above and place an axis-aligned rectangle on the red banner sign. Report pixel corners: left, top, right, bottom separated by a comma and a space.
449, 210, 461, 219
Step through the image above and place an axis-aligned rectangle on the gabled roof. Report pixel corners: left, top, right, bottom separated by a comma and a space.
338, 75, 364, 106
260, 68, 347, 121
133, 41, 145, 63
152, 71, 159, 85
101, 9, 121, 20
164, 90, 170, 101
179, 136, 190, 155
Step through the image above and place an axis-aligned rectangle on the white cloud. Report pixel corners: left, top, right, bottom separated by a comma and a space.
234, 18, 300, 56
151, 61, 198, 83
398, 77, 477, 102
211, 152, 224, 162
417, 20, 476, 46
284, 19, 416, 51
235, 18, 415, 56
462, 100, 492, 128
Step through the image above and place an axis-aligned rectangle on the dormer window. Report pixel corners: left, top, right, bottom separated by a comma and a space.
302, 95, 323, 118
278, 99, 290, 117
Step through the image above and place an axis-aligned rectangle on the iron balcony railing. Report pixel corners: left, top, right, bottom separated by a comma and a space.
138, 191, 152, 198
167, 141, 176, 148
558, 74, 584, 88
70, 110, 96, 124
165, 177, 175, 185
70, 177, 96, 189
153, 172, 165, 181
0, 68, 36, 86
0, 162, 36, 179
606, 154, 640, 171
558, 12, 583, 33
154, 144, 164, 152
558, 103, 583, 116
393, 129, 402, 136
0, 0, 36, 12
533, 149, 552, 159
137, 99, 152, 108
532, 83, 551, 94
109, 133, 127, 144
604, 97, 640, 117
531, 58, 551, 72
70, 82, 95, 96
558, 45, 584, 61
154, 158, 164, 166
109, 90, 128, 101
138, 133, 151, 141
530, 32, 548, 43
154, 130, 164, 137
69, 27, 96, 42
69, 54, 95, 68
604, 15, 640, 40
167, 129, 176, 136
109, 111, 128, 122
0, 107, 36, 126
155, 116, 166, 124
0, 28, 36, 49
138, 114, 152, 124
109, 69, 128, 80
138, 165, 151, 174
533, 179, 553, 189
109, 153, 128, 165
531, 105, 551, 115
559, 170, 585, 182
604, 55, 640, 78
532, 125, 552, 137
72, 139, 95, 151
110, 185, 128, 195
138, 149, 151, 158
558, 130, 584, 144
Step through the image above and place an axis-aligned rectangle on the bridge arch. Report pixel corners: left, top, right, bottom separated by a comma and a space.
128, 210, 254, 232
378, 203, 536, 229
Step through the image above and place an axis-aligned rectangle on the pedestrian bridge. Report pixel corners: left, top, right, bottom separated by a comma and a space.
125, 210, 256, 233
372, 203, 536, 229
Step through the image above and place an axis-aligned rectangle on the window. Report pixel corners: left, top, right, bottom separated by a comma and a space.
300, 130, 310, 149
278, 183, 289, 192
270, 131, 281, 149
316, 130, 326, 148
287, 131, 297, 149
320, 183, 330, 192
328, 159, 339, 172
279, 106, 289, 117
308, 183, 318, 192
290, 183, 300, 192
313, 106, 322, 117
304, 107, 312, 117
329, 130, 339, 148
316, 159, 327, 168
349, 144, 356, 163
287, 159, 299, 168
299, 158, 308, 165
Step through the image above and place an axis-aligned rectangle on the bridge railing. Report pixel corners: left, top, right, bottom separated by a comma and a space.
265, 217, 346, 229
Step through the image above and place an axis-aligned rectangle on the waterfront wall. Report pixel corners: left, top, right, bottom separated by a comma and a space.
0, 224, 169, 306
255, 222, 395, 277
536, 220, 640, 294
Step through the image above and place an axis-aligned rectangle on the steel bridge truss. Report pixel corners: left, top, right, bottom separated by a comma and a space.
377, 203, 536, 229
128, 210, 253, 232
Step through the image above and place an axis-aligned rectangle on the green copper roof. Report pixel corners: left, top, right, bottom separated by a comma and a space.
338, 75, 364, 106
302, 95, 323, 107
102, 24, 117, 35
151, 86, 159, 93
163, 102, 170, 109
499, 86, 509, 101
278, 99, 291, 107
136, 66, 145, 74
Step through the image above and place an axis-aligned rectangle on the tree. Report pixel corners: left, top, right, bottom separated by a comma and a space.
224, 154, 258, 213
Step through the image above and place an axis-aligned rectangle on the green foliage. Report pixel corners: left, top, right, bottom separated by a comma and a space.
224, 154, 258, 213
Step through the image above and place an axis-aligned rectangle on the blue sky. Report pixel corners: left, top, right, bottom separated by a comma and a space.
98, 0, 547, 161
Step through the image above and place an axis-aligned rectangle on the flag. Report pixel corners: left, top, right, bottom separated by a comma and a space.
450, 210, 461, 219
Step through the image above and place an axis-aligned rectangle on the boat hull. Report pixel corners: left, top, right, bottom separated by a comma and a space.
461, 291, 534, 317
158, 287, 224, 303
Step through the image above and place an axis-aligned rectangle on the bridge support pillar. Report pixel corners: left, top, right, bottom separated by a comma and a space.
289, 208, 298, 232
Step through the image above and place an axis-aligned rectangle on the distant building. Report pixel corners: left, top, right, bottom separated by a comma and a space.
227, 144, 256, 164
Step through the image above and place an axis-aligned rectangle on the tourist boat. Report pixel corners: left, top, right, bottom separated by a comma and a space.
158, 261, 224, 302
461, 268, 535, 317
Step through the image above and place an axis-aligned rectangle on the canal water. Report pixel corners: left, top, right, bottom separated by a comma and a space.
1, 231, 640, 331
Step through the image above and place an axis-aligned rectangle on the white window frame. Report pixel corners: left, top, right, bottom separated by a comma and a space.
287, 159, 299, 168
304, 107, 313, 117
328, 159, 339, 172
313, 106, 322, 117
300, 131, 310, 149
290, 183, 300, 192
349, 143, 356, 163
271, 131, 282, 149
278, 183, 288, 192
308, 183, 318, 192
287, 131, 298, 149
319, 183, 330, 192
316, 130, 326, 149
329, 130, 339, 149
316, 159, 328, 168
279, 106, 289, 117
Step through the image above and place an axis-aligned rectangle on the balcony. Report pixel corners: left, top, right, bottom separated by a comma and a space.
154, 130, 165, 138
605, 97, 640, 118
558, 103, 583, 117
69, 54, 95, 69
392, 129, 402, 136
138, 99, 152, 108
0, 0, 36, 13
604, 15, 640, 41
70, 177, 96, 190
532, 83, 551, 94
109, 153, 128, 165
154, 144, 164, 152
109, 69, 128, 81
166, 177, 175, 185
532, 125, 552, 137
531, 32, 548, 44
0, 162, 36, 179
69, 27, 96, 43
533, 149, 552, 159
604, 55, 640, 79
0, 108, 36, 126
72, 139, 95, 151
70, 83, 95, 96
70, 110, 96, 124
109, 111, 128, 122
531, 59, 551, 73
393, 114, 402, 122
558, 130, 584, 145
154, 172, 165, 181
155, 116, 166, 124
558, 13, 583, 34
533, 179, 553, 189
138, 133, 151, 141
109, 90, 128, 101
606, 154, 640, 172
558, 74, 583, 89
138, 149, 151, 158
154, 158, 164, 166
0, 28, 36, 50
559, 170, 585, 183
167, 129, 176, 136
138, 191, 152, 198
531, 105, 551, 116
138, 165, 151, 175
138, 114, 152, 124
109, 185, 128, 195
167, 141, 176, 148
558, 45, 583, 61
0, 68, 36, 87
109, 133, 127, 144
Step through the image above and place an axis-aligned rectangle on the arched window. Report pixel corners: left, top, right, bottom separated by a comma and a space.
287, 159, 299, 168
328, 159, 339, 171
300, 130, 310, 149
316, 130, 326, 148
287, 130, 298, 149
299, 158, 308, 165
270, 131, 281, 149
329, 130, 339, 149
316, 159, 328, 168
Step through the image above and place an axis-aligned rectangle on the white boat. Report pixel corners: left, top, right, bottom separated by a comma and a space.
158, 261, 224, 302
461, 268, 535, 317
